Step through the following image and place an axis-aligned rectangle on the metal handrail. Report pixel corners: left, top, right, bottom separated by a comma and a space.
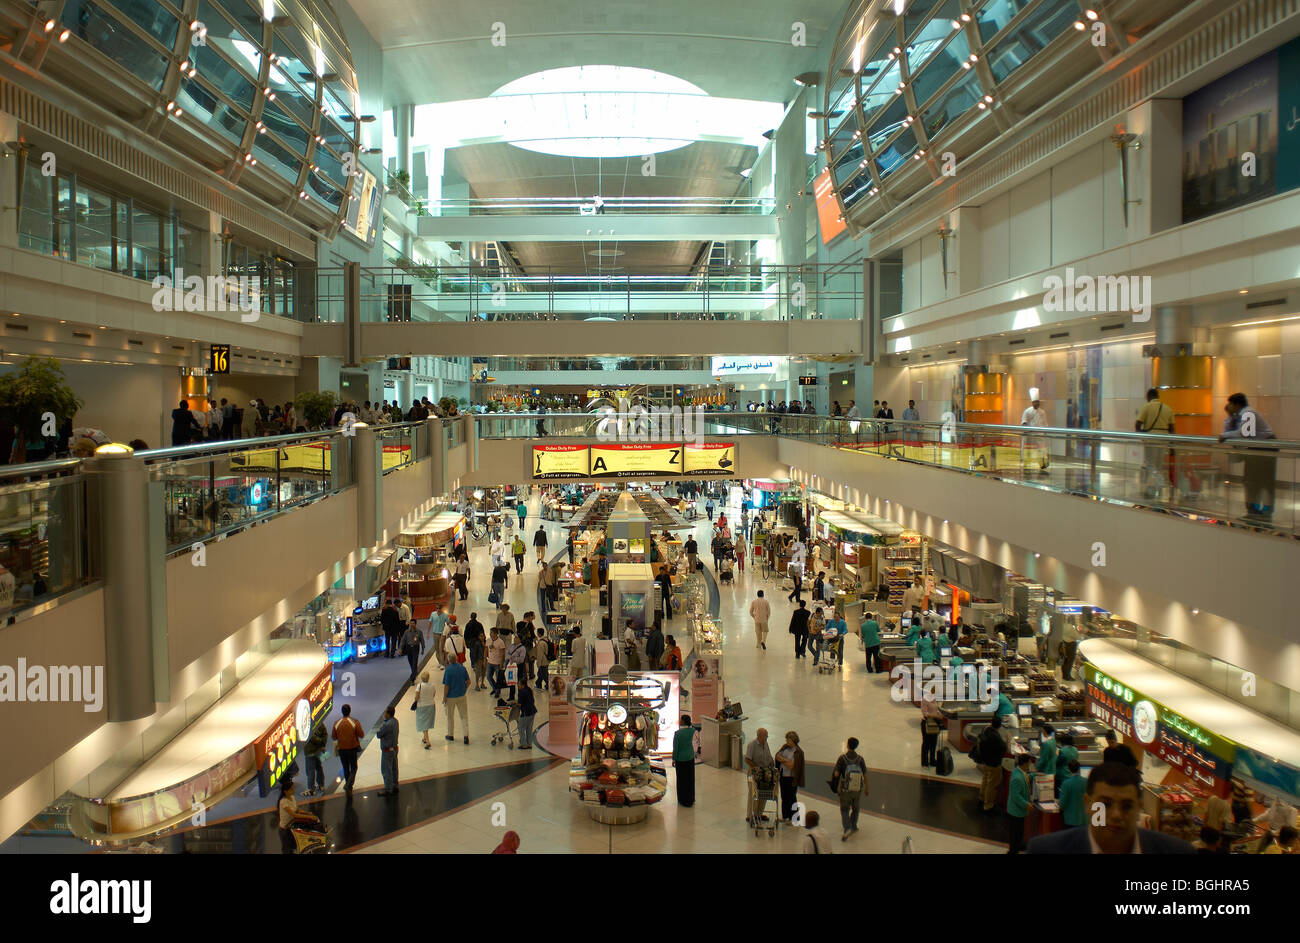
471, 412, 1300, 454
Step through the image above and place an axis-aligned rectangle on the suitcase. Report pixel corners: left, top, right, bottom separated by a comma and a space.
934, 747, 954, 776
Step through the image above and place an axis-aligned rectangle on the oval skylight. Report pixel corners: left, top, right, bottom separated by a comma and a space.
472, 65, 775, 158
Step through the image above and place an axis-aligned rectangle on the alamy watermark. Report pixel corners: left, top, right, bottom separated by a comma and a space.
890, 658, 999, 706
151, 269, 260, 321
0, 659, 104, 712
1042, 266, 1151, 322
49, 873, 150, 923
594, 397, 706, 447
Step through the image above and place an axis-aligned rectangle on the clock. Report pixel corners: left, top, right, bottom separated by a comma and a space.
607, 703, 628, 725
1132, 699, 1158, 745
295, 698, 313, 742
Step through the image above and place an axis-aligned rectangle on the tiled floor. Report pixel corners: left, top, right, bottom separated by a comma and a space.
351, 489, 1003, 854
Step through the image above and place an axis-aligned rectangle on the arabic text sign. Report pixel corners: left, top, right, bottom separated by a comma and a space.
1085, 665, 1236, 771
532, 444, 589, 479
683, 442, 736, 476
710, 356, 785, 377
589, 443, 683, 478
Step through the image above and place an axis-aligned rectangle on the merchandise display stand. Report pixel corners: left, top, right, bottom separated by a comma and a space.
567, 667, 671, 824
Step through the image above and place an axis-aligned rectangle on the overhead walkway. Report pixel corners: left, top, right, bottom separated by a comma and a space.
303, 263, 867, 357
413, 196, 779, 243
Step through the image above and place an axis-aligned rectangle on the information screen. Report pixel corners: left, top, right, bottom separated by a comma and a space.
532, 445, 589, 478
588, 443, 683, 478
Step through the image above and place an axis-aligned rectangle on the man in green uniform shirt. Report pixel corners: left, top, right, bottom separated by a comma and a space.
1037, 724, 1059, 776
673, 715, 699, 807
1059, 760, 1086, 827
1007, 754, 1033, 853
860, 614, 881, 673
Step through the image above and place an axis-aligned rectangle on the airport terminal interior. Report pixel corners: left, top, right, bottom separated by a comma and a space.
1, 0, 1299, 862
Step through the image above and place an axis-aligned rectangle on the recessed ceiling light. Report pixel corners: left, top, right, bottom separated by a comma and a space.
1238, 289, 1248, 294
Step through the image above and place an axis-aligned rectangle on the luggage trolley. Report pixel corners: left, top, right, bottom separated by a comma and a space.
816, 625, 840, 674
748, 767, 779, 837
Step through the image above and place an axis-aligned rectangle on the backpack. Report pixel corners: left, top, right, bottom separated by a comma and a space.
839, 755, 865, 796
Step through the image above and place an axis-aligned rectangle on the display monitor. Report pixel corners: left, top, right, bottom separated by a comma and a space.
940, 647, 952, 658
361, 594, 381, 611
901, 616, 912, 629
1018, 704, 1032, 717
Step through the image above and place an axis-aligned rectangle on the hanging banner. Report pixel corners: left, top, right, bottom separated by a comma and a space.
683, 442, 735, 475
532, 444, 589, 479
588, 443, 683, 478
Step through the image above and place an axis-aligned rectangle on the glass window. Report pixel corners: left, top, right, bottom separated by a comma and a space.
178, 222, 204, 274
55, 175, 74, 260
919, 67, 983, 142
319, 115, 350, 157
313, 144, 348, 190
190, 42, 258, 113
975, 0, 1026, 44
17, 163, 55, 255
177, 75, 247, 146
111, 0, 179, 46
75, 181, 124, 272
307, 175, 343, 210
875, 126, 918, 179
910, 31, 971, 109
262, 97, 311, 155
130, 203, 171, 282
61, 0, 170, 91
907, 6, 968, 79
987, 0, 1077, 83
252, 131, 301, 183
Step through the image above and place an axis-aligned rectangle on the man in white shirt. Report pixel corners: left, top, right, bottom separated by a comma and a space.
748, 589, 771, 650
205, 400, 221, 440
1020, 395, 1050, 472
397, 596, 413, 637
901, 400, 920, 422
902, 577, 926, 614
489, 536, 506, 569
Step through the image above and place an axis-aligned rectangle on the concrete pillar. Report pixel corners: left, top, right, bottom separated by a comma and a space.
1155, 305, 1194, 347
355, 423, 380, 550
87, 447, 157, 722
393, 104, 414, 177
429, 416, 446, 496
0, 114, 20, 249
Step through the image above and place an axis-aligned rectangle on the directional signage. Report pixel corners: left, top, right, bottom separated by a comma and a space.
210, 344, 231, 374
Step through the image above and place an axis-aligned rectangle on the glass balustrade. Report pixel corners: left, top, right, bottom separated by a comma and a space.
473, 413, 1300, 536
307, 264, 864, 324
420, 196, 776, 216
0, 461, 92, 620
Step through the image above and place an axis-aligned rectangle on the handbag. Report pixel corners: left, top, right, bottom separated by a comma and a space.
923, 716, 941, 735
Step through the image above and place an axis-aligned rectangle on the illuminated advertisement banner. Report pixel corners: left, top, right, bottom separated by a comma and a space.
1084, 665, 1236, 786
532, 444, 589, 479
684, 442, 735, 476
588, 443, 683, 478
815, 166, 847, 244
256, 663, 335, 797
108, 747, 255, 835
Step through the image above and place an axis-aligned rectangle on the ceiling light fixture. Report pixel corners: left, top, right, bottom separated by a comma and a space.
43, 18, 54, 32
58, 27, 69, 42
1074, 20, 1086, 30
1085, 9, 1099, 20
960, 12, 971, 21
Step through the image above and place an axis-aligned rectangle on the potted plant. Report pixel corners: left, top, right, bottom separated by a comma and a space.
293, 390, 338, 430
0, 356, 84, 462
